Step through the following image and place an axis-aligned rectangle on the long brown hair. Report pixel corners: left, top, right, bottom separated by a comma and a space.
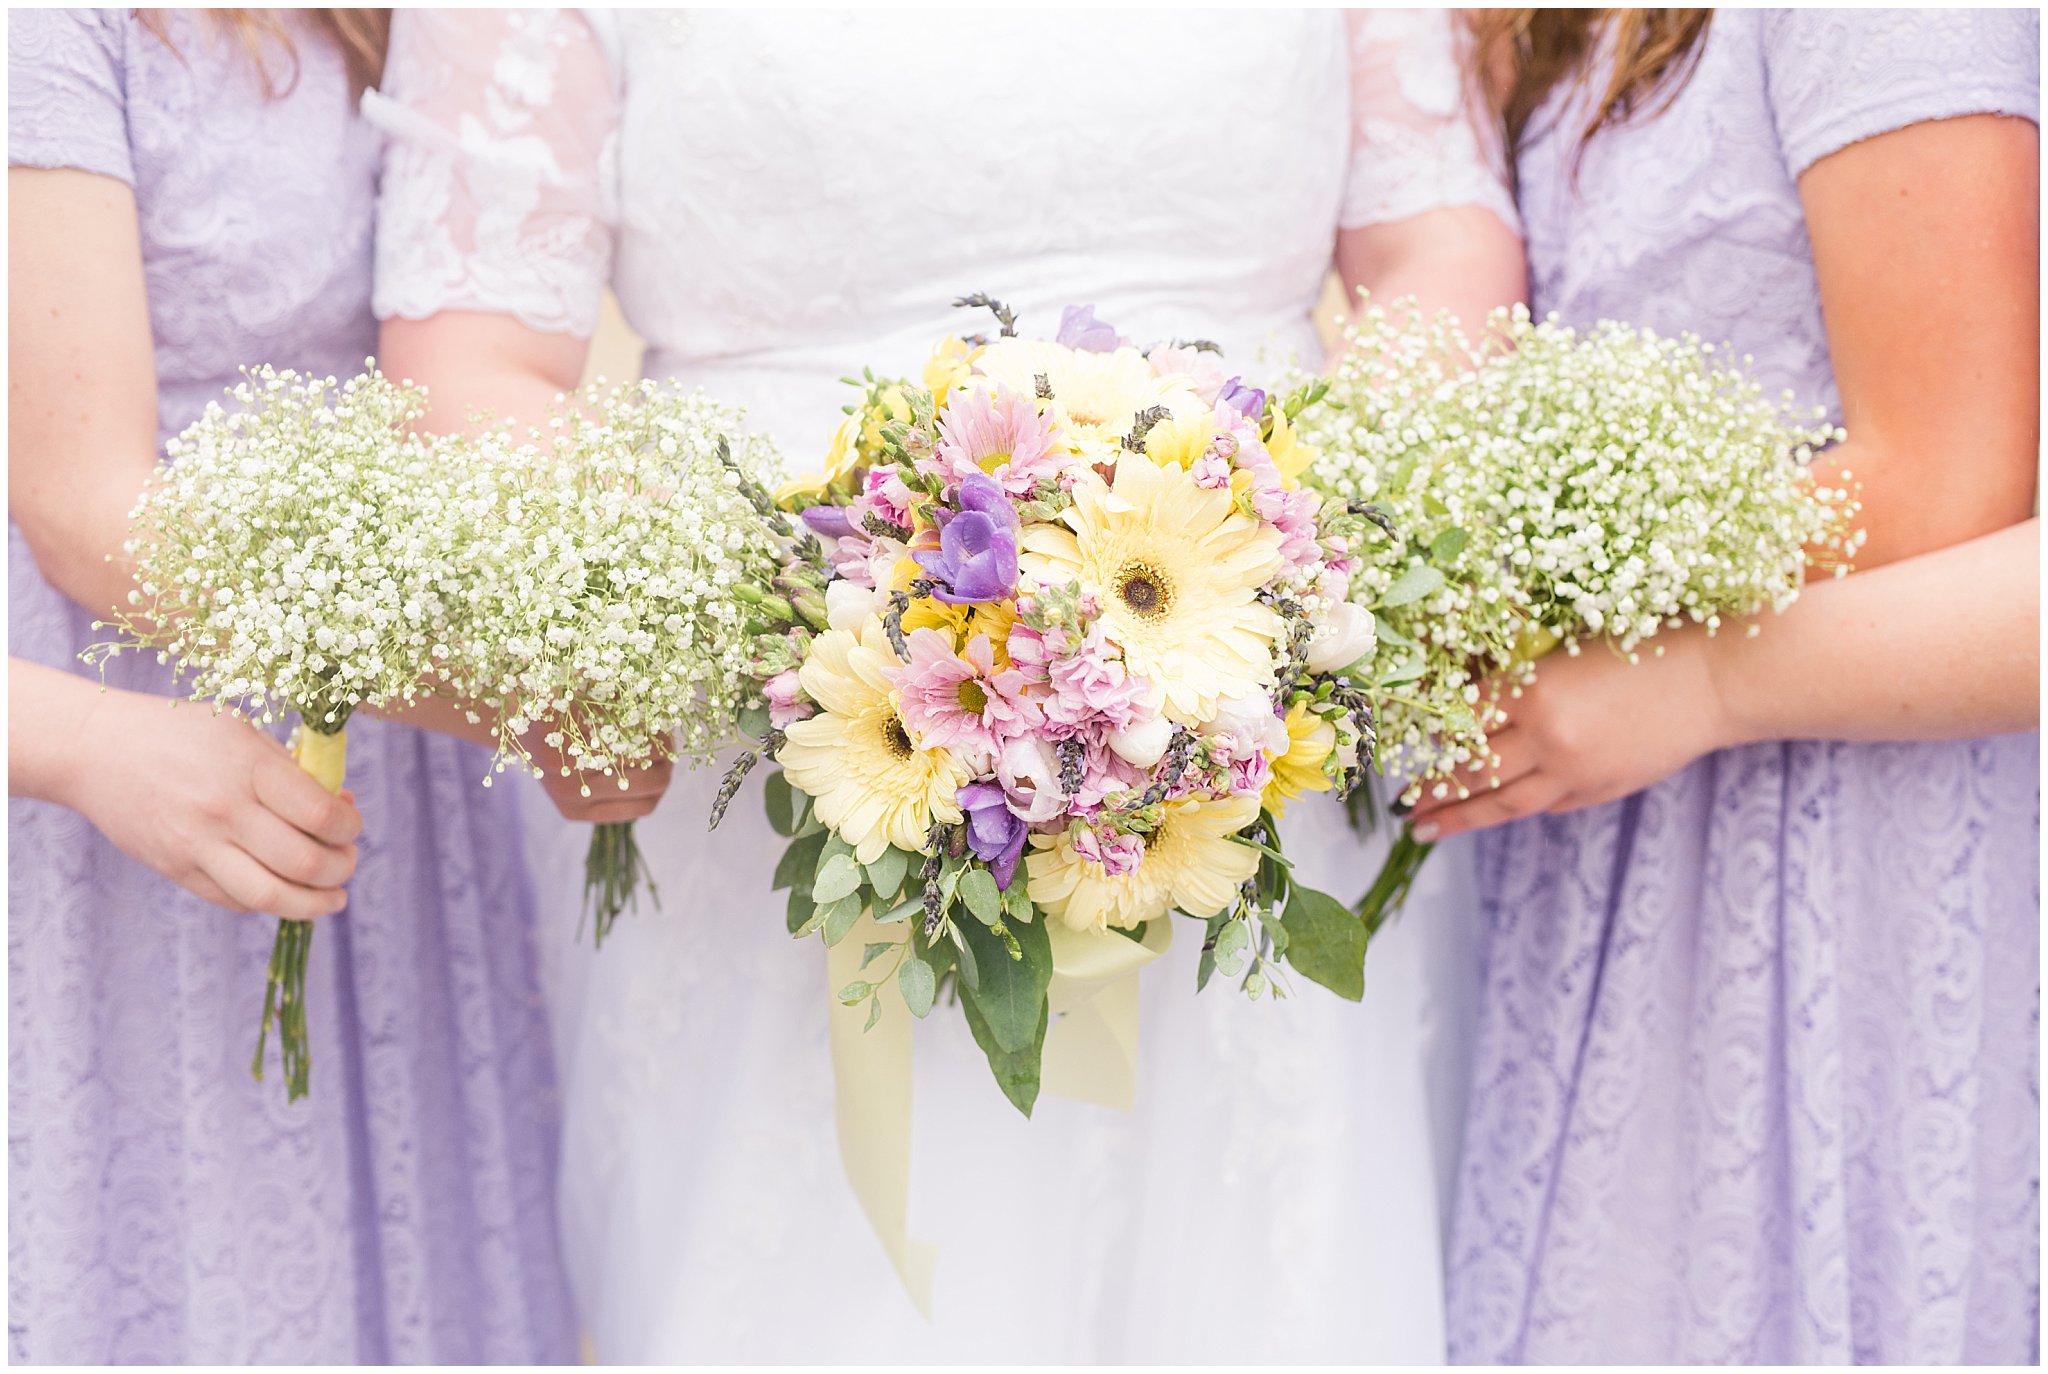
137, 9, 389, 98
1469, 9, 1713, 161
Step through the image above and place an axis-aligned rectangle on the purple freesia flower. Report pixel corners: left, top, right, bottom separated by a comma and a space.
913, 474, 1018, 604
1056, 304, 1126, 353
958, 781, 1029, 889
800, 504, 856, 539
1219, 377, 1267, 421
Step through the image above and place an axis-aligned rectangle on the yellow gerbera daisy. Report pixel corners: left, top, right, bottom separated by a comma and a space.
1262, 701, 1336, 818
778, 618, 968, 863
972, 338, 1203, 465
1025, 795, 1262, 933
1263, 408, 1319, 487
1019, 458, 1282, 723
1140, 407, 1218, 471
924, 336, 982, 407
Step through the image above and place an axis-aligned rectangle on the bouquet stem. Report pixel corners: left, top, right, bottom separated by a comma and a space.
1354, 824, 1433, 937
254, 721, 347, 1100
585, 820, 659, 947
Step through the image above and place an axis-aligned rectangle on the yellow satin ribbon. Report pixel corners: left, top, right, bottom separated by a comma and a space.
822, 910, 1173, 1316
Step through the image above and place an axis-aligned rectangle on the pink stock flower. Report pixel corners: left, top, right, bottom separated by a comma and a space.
1039, 627, 1151, 737
933, 385, 1065, 496
1190, 451, 1233, 490
1073, 824, 1145, 878
892, 628, 1040, 762
1147, 344, 1227, 404
848, 466, 916, 535
763, 668, 812, 730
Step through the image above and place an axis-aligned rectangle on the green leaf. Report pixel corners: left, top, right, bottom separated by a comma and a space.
737, 702, 771, 740
898, 957, 936, 1017
1429, 527, 1470, 563
1195, 911, 1231, 993
1211, 919, 1251, 977
960, 984, 1046, 1117
820, 892, 865, 946
836, 979, 875, 1005
875, 895, 921, 925
812, 853, 864, 905
764, 771, 799, 837
859, 941, 894, 971
1001, 879, 1037, 924
1421, 491, 1451, 519
957, 912, 1052, 1055
772, 831, 827, 893
864, 998, 882, 1032
1273, 884, 1369, 1002
817, 831, 855, 871
951, 927, 979, 990
1379, 564, 1446, 609
958, 868, 1003, 927
785, 884, 816, 936
865, 845, 912, 901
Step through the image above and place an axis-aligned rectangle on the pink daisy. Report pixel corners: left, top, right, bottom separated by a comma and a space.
933, 385, 1064, 496
893, 628, 1041, 762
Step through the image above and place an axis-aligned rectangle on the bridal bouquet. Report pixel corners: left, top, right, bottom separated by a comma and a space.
723, 297, 1398, 1113
86, 366, 466, 1099
1299, 301, 1861, 924
444, 381, 787, 943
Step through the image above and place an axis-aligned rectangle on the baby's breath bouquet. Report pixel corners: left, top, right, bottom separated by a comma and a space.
447, 381, 789, 943
87, 366, 468, 1099
1299, 301, 1861, 926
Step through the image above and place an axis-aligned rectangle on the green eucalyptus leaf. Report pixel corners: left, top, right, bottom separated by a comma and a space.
1273, 884, 1369, 1002
772, 831, 827, 893
865, 845, 911, 901
864, 997, 882, 1032
813, 853, 864, 905
1211, 919, 1251, 977
836, 979, 875, 1005
820, 892, 865, 946
1429, 527, 1470, 563
859, 941, 894, 971
958, 868, 1003, 927
875, 895, 921, 925
898, 957, 936, 1017
737, 702, 772, 741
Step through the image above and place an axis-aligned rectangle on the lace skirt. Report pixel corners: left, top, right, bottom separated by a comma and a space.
1446, 732, 2040, 1363
7, 527, 577, 1362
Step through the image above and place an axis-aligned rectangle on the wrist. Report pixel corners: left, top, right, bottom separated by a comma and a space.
1694, 621, 1761, 753
9, 662, 118, 809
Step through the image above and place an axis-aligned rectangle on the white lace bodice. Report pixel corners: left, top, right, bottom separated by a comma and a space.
370, 7, 1513, 462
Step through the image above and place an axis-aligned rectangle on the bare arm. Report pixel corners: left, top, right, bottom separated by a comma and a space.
1336, 206, 1527, 346
8, 167, 162, 619
1800, 113, 2039, 570
1411, 520, 2040, 840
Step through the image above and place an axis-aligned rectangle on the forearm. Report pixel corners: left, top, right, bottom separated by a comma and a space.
9, 659, 107, 805
1335, 207, 1527, 353
1812, 436, 2037, 574
1711, 519, 2039, 745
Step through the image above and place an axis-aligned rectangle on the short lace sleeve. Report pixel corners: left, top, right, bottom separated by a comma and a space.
1766, 8, 2040, 179
9, 9, 133, 185
1340, 9, 1516, 232
366, 8, 618, 337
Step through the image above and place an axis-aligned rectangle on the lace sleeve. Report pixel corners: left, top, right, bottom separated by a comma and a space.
8, 9, 133, 185
1765, 9, 2040, 179
366, 7, 618, 338
1340, 8, 1517, 233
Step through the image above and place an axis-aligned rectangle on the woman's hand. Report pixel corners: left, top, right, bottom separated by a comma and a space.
519, 722, 675, 825
1408, 628, 1732, 842
11, 662, 363, 919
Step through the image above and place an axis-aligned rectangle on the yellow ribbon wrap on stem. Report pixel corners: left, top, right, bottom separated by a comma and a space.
293, 722, 348, 793
823, 909, 1172, 1315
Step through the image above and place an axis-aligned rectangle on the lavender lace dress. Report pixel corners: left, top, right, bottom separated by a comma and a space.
1445, 10, 2040, 1364
7, 12, 575, 1362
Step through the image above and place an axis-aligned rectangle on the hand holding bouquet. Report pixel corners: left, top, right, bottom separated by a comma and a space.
1300, 300, 1861, 924
87, 366, 468, 1098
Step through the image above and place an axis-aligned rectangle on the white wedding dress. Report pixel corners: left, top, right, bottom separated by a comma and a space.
370, 9, 1515, 1362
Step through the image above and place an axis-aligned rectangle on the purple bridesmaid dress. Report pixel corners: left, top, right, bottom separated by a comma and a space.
8, 11, 576, 1362
1446, 9, 2040, 1364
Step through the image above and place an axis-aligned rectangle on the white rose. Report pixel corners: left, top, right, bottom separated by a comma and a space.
1304, 602, 1377, 675
1108, 714, 1174, 769
825, 579, 884, 632
996, 736, 1066, 822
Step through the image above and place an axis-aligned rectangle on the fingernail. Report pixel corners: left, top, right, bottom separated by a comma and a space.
1412, 822, 1440, 842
